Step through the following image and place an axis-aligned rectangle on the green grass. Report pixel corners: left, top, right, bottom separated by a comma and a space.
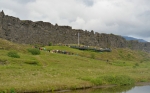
0, 39, 150, 92
81, 75, 135, 86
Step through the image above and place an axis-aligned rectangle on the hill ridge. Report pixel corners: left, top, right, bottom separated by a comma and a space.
0, 10, 150, 52
123, 36, 147, 42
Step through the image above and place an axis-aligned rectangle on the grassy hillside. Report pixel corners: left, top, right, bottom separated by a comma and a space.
0, 38, 150, 92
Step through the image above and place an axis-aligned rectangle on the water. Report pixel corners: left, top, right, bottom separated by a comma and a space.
123, 85, 150, 93
58, 85, 150, 93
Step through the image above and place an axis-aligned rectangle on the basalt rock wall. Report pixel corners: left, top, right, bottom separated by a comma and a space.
0, 10, 150, 52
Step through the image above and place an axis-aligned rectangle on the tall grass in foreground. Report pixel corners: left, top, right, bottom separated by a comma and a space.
90, 75, 135, 85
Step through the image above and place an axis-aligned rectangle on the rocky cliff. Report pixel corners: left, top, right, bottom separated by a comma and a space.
0, 10, 150, 52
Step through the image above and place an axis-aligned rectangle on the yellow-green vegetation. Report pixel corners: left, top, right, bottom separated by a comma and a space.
0, 38, 150, 92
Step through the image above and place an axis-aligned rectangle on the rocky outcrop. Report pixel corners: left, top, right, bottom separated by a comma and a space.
0, 10, 150, 52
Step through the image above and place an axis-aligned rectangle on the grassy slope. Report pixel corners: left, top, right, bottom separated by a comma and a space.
0, 38, 150, 92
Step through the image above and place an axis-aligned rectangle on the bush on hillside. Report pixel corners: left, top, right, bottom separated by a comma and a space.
28, 48, 40, 55
49, 42, 52, 46
8, 51, 20, 58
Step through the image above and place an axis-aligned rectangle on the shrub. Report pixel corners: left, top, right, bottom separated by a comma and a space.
10, 88, 16, 93
8, 51, 20, 58
28, 48, 40, 55
49, 42, 52, 46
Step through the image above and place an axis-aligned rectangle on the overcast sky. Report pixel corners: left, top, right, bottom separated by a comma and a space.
0, 0, 150, 41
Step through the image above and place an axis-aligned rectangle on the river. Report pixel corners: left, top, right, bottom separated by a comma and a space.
123, 85, 150, 93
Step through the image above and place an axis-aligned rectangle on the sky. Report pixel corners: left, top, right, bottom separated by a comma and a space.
0, 0, 150, 41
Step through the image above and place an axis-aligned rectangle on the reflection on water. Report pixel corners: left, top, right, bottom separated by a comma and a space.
123, 85, 150, 93
58, 85, 150, 93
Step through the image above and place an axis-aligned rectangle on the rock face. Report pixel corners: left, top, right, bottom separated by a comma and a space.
0, 10, 150, 52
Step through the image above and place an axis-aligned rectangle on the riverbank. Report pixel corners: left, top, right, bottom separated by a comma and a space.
42, 82, 150, 93
18, 82, 150, 93
135, 82, 150, 86
24, 85, 117, 93
55, 82, 150, 93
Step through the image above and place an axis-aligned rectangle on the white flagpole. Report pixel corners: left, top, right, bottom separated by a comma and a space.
78, 32, 79, 46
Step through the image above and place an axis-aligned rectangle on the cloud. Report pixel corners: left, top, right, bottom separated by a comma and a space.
0, 0, 29, 19
77, 0, 94, 6
15, 0, 35, 4
0, 0, 150, 41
